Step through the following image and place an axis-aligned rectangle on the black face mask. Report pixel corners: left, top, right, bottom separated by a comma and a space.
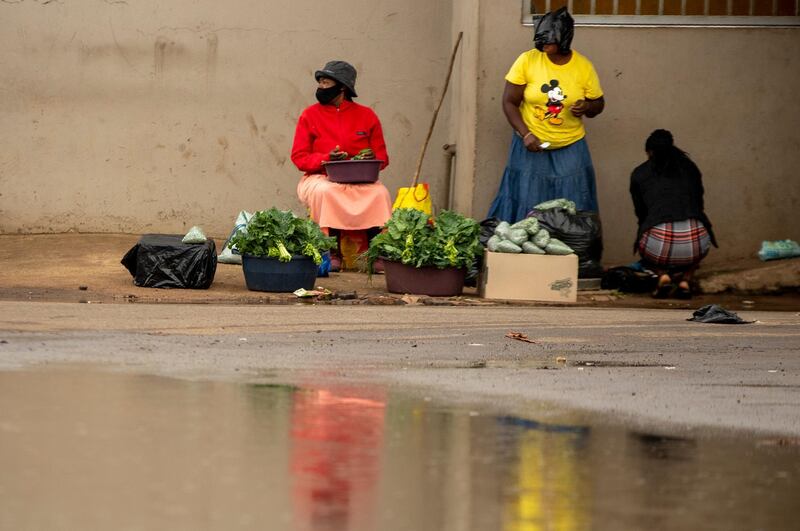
316, 85, 341, 105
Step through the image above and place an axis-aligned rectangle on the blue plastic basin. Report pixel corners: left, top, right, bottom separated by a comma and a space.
241, 254, 318, 292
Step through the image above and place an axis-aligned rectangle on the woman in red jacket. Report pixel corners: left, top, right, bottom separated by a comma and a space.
291, 61, 392, 271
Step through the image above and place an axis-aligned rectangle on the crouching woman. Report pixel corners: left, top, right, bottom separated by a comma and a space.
630, 129, 718, 298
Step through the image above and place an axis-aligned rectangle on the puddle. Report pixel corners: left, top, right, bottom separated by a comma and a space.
0, 367, 798, 530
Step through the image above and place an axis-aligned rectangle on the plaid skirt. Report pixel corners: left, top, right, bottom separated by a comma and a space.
639, 219, 711, 268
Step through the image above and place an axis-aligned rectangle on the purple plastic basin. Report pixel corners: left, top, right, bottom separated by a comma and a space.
382, 260, 466, 297
324, 159, 383, 184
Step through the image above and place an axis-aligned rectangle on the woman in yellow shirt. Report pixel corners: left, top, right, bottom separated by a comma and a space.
488, 8, 605, 222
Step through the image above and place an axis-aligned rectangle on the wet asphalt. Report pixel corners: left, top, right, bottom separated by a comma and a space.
1, 301, 798, 436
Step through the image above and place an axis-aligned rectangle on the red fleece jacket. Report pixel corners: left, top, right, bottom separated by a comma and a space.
291, 100, 389, 175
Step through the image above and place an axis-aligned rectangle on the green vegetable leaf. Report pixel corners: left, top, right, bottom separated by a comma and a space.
363, 208, 480, 273
228, 208, 336, 265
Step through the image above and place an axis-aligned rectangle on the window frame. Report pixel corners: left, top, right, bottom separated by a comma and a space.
521, 0, 800, 27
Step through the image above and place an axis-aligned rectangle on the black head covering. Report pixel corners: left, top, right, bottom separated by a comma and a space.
314, 60, 358, 98
533, 7, 575, 55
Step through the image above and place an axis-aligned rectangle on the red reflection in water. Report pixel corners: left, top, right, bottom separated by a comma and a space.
290, 389, 386, 530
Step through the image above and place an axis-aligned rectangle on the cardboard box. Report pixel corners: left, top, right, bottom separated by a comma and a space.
479, 251, 578, 302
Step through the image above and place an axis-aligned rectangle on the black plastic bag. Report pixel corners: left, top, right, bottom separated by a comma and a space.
533, 7, 574, 54
465, 217, 500, 287
531, 209, 603, 278
687, 305, 754, 324
121, 234, 217, 289
478, 217, 501, 247
601, 266, 658, 293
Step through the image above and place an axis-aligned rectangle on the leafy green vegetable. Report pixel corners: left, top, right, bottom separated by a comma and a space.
352, 148, 375, 160
364, 208, 481, 273
227, 208, 336, 265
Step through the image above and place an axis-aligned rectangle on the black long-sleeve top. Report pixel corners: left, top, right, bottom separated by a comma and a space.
629, 156, 717, 253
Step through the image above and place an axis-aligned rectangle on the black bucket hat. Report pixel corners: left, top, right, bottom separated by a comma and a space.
314, 60, 358, 98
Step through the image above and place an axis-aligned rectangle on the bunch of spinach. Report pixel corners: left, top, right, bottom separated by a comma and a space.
228, 208, 336, 265
365, 208, 481, 272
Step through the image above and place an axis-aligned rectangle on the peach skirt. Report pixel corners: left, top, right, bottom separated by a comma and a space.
297, 174, 392, 231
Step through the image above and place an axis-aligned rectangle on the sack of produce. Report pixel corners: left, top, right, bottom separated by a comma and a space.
483, 213, 578, 258
544, 238, 574, 255
532, 228, 550, 249
511, 217, 540, 236
522, 241, 545, 254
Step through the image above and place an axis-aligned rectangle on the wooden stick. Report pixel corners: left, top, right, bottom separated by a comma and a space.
410, 31, 463, 188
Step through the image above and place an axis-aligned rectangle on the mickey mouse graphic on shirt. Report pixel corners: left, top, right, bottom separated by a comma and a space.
534, 79, 566, 125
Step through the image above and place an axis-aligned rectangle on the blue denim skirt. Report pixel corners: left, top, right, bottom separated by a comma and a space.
488, 135, 599, 223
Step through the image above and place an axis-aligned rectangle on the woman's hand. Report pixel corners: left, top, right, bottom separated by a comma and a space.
570, 96, 605, 118
329, 145, 349, 161
570, 99, 590, 117
522, 132, 545, 152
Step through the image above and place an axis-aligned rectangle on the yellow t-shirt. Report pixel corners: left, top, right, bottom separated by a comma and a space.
505, 49, 603, 149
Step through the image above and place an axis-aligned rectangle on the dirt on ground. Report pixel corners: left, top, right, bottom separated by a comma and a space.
0, 233, 798, 311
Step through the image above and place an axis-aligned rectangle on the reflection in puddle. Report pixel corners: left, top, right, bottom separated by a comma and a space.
632, 432, 697, 461
500, 419, 590, 531
290, 388, 386, 531
0, 368, 798, 531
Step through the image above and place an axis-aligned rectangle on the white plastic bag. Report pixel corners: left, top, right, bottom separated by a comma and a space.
182, 226, 207, 244
217, 211, 253, 264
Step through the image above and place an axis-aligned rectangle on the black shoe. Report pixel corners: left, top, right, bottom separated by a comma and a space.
653, 283, 675, 299
674, 284, 692, 299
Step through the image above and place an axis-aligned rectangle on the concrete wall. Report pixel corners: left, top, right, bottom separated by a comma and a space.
0, 0, 454, 236
3, 0, 799, 267
474, 2, 800, 265
448, 0, 480, 215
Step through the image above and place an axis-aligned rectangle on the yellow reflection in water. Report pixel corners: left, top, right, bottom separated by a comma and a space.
504, 426, 589, 531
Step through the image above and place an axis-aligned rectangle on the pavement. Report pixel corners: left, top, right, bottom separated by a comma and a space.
1, 233, 799, 437
0, 233, 798, 311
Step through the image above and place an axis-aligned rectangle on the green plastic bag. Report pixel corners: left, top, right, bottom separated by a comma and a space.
533, 198, 577, 216
532, 228, 550, 249
545, 238, 574, 255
